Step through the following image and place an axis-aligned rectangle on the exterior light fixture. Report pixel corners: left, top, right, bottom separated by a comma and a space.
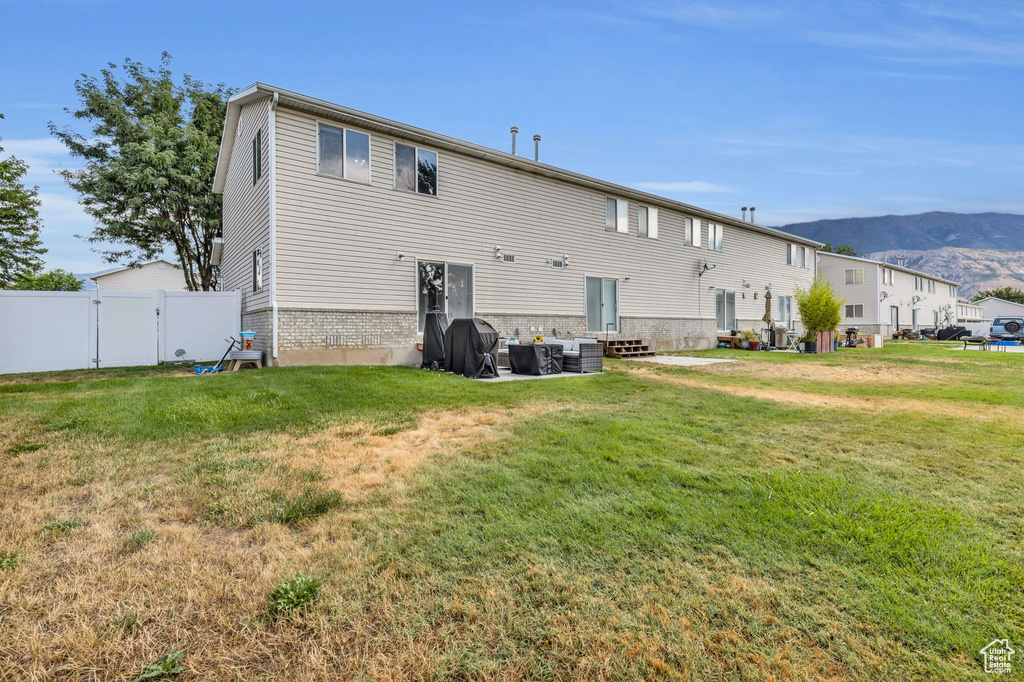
494, 245, 502, 260
396, 252, 406, 261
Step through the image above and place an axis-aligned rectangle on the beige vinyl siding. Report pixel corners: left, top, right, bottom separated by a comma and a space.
221, 97, 272, 313
93, 261, 187, 291
273, 106, 814, 322
818, 253, 957, 329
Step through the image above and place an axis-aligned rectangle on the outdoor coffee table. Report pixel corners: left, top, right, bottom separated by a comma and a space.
507, 343, 563, 375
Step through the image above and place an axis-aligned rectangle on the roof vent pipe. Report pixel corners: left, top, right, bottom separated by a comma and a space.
533, 134, 541, 161
741, 207, 748, 221
510, 126, 518, 156
749, 207, 756, 223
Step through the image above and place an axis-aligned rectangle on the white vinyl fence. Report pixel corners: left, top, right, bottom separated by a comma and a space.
0, 289, 241, 374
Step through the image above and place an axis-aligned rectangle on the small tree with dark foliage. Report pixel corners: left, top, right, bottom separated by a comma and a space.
0, 114, 46, 283
971, 287, 1024, 304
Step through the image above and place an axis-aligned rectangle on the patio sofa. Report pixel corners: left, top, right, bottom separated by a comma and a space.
498, 337, 603, 373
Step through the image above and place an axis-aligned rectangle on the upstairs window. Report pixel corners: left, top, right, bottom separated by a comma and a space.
318, 124, 371, 183
252, 130, 262, 185
949, 284, 956, 296
928, 280, 936, 293
394, 143, 437, 195
845, 268, 864, 285
605, 198, 628, 233
684, 217, 696, 245
802, 246, 811, 268
914, 276, 924, 291
787, 243, 798, 266
882, 269, 894, 285
638, 205, 658, 238
707, 222, 723, 251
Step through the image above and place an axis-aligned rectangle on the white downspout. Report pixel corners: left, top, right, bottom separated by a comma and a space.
269, 92, 279, 360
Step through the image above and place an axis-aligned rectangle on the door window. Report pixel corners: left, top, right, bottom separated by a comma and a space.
716, 289, 736, 331
418, 261, 473, 331
586, 276, 619, 332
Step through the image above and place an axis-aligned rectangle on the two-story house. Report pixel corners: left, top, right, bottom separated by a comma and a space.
213, 83, 821, 366
817, 252, 959, 335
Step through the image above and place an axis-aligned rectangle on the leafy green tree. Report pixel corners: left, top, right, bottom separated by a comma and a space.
820, 243, 857, 256
49, 54, 233, 290
0, 113, 46, 283
971, 287, 1024, 304
794, 277, 846, 334
12, 268, 83, 291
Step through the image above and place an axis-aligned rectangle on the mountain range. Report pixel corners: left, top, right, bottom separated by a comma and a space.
779, 212, 1024, 296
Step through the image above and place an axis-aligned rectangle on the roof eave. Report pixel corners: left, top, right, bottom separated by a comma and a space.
213, 83, 823, 247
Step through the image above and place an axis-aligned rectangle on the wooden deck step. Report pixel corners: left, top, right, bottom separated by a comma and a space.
599, 339, 657, 359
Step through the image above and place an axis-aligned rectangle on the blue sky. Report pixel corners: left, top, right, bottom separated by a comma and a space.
2, 0, 1023, 272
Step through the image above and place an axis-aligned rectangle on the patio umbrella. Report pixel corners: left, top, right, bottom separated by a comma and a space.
761, 290, 773, 348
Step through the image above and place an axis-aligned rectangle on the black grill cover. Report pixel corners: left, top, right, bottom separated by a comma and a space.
937, 326, 968, 341
421, 310, 448, 370
443, 318, 500, 378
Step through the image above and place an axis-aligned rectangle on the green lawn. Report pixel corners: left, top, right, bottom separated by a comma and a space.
1, 343, 1021, 680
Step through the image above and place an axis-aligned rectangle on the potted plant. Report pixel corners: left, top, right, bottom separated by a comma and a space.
739, 328, 759, 350
794, 278, 845, 355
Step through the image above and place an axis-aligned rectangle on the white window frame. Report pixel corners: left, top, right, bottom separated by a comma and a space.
415, 259, 475, 331
316, 122, 372, 184
684, 217, 697, 246
638, 205, 658, 239
585, 276, 619, 333
845, 268, 864, 285
787, 243, 797, 266
393, 141, 438, 196
802, 246, 810, 268
845, 304, 864, 318
708, 223, 723, 251
777, 295, 793, 328
715, 288, 736, 331
252, 248, 263, 292
605, 197, 628, 233
252, 129, 262, 185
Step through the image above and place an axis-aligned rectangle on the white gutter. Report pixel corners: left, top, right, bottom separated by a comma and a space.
269, 92, 279, 360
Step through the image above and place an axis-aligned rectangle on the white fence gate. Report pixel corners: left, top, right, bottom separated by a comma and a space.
0, 289, 242, 375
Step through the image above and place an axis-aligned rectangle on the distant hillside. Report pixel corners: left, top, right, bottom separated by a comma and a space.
780, 211, 1024, 253
860, 248, 1024, 297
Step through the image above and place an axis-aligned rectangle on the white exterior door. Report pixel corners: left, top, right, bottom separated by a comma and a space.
97, 291, 158, 368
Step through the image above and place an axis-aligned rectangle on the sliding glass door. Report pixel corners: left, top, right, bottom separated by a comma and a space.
586, 276, 619, 333
716, 289, 736, 332
418, 261, 474, 331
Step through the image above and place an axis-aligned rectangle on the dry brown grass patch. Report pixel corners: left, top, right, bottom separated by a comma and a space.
688, 359, 951, 384
626, 365, 1022, 422
265, 404, 554, 501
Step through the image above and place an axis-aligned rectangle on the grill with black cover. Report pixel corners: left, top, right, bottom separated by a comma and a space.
443, 318, 500, 378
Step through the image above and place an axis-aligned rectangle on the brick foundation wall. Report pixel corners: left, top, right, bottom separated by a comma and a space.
271, 309, 721, 366
241, 310, 273, 352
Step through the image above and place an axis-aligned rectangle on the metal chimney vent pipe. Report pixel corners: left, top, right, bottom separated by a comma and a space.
749, 206, 756, 223
533, 134, 541, 161
741, 206, 748, 221
510, 126, 519, 156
